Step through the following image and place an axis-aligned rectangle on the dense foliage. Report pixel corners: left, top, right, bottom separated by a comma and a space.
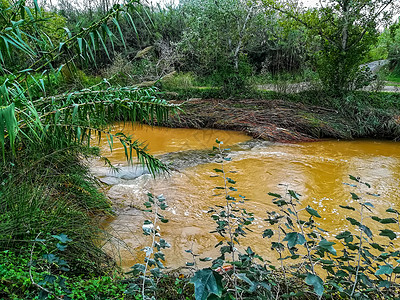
0, 0, 176, 298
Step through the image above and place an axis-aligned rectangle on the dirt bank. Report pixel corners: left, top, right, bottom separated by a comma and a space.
168, 98, 354, 142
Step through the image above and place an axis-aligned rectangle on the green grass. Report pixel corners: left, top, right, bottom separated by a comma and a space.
386, 82, 400, 86
376, 65, 400, 84
248, 69, 318, 85
0, 250, 130, 299
386, 75, 400, 83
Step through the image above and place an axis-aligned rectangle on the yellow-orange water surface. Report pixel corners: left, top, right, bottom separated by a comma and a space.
97, 122, 251, 161
99, 128, 400, 270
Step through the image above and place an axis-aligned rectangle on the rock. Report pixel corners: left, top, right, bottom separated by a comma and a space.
107, 165, 150, 180
98, 176, 121, 185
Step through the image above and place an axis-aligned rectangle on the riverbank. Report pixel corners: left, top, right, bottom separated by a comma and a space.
166, 94, 400, 142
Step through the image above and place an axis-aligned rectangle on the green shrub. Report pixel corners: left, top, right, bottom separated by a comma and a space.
188, 142, 400, 300
210, 55, 253, 97
0, 248, 129, 299
161, 72, 196, 90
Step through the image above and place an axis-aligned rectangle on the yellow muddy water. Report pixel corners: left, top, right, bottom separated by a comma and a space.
97, 122, 251, 159
98, 125, 400, 271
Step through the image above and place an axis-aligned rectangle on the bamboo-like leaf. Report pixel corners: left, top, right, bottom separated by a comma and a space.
33, 0, 41, 18
112, 17, 126, 49
96, 30, 110, 60
89, 31, 97, 52
101, 23, 114, 51
123, 12, 139, 40
63, 27, 72, 39
24, 6, 34, 21
0, 103, 18, 160
77, 37, 83, 55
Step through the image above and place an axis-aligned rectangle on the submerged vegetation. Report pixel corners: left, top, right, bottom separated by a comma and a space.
1, 0, 400, 298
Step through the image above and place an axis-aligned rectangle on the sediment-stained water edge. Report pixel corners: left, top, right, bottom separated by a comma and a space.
91, 123, 400, 270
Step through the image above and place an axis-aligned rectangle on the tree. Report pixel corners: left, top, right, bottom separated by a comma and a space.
246, 10, 311, 74
387, 20, 400, 74
261, 0, 400, 95
178, 0, 256, 73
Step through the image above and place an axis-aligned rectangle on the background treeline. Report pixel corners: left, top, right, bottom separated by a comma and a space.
21, 0, 399, 96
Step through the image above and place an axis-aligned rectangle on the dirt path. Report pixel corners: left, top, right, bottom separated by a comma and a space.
257, 81, 400, 93
256, 60, 399, 93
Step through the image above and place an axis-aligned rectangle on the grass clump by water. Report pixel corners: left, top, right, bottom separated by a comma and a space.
0, 146, 113, 274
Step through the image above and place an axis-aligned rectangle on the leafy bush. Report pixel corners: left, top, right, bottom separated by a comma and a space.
125, 194, 171, 300
187, 142, 400, 300
208, 56, 253, 97
0, 247, 129, 299
264, 175, 400, 299
161, 72, 196, 90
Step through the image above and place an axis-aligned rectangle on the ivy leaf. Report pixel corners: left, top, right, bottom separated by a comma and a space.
215, 241, 223, 248
386, 208, 399, 214
262, 229, 274, 238
42, 254, 57, 263
226, 178, 236, 184
379, 218, 397, 224
150, 268, 162, 278
336, 231, 351, 239
283, 232, 306, 248
56, 243, 67, 251
305, 273, 324, 297
336, 230, 353, 243
346, 217, 360, 226
190, 269, 223, 300
44, 274, 56, 284
288, 190, 300, 200
318, 239, 337, 255
339, 205, 355, 211
273, 200, 287, 207
51, 234, 72, 243
154, 252, 165, 261
370, 243, 384, 251
360, 225, 373, 239
380, 229, 397, 240
235, 273, 252, 286
271, 242, 285, 251
268, 192, 282, 198
305, 206, 321, 218
349, 175, 360, 182
199, 257, 213, 262
335, 270, 348, 277
375, 265, 393, 275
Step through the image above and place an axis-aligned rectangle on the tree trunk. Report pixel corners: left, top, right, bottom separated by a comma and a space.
233, 5, 254, 71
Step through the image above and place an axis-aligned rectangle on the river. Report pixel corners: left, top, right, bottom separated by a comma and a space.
91, 122, 400, 270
